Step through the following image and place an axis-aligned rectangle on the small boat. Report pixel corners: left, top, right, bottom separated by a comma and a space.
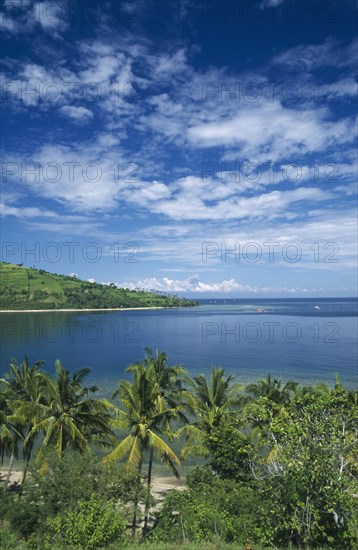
314, 305, 320, 310
256, 308, 265, 313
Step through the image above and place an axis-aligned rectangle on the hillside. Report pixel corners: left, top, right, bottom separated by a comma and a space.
0, 263, 198, 310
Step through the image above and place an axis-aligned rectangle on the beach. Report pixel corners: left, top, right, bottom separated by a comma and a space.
0, 468, 186, 501
0, 306, 174, 313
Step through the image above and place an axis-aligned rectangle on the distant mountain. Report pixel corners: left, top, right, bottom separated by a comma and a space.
0, 263, 198, 310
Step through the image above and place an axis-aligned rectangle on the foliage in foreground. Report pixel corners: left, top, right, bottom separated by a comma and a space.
154, 387, 358, 549
0, 450, 140, 548
46, 495, 126, 549
0, 352, 357, 549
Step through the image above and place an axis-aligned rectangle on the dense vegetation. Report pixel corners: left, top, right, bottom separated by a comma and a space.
0, 263, 198, 310
0, 352, 357, 549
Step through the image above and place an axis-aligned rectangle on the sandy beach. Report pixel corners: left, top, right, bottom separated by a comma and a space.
0, 468, 186, 499
0, 306, 175, 313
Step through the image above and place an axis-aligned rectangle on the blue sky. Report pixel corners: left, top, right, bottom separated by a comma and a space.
0, 0, 357, 297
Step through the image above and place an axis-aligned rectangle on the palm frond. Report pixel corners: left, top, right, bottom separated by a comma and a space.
103, 433, 136, 464
148, 430, 180, 477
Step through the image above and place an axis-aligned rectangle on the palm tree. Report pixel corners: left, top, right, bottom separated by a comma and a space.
128, 348, 188, 530
314, 374, 345, 395
104, 363, 181, 537
17, 360, 113, 460
131, 349, 188, 535
4, 357, 44, 401
180, 366, 243, 458
0, 385, 23, 488
246, 373, 297, 404
141, 348, 188, 399
1, 357, 45, 482
186, 366, 242, 429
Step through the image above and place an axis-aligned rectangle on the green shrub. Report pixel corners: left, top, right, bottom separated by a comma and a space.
2, 450, 140, 543
45, 494, 126, 549
0, 526, 27, 549
151, 467, 262, 545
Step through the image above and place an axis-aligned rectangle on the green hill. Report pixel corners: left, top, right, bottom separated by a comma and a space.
0, 262, 198, 310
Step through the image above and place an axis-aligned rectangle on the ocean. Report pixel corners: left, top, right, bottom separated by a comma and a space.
1, 298, 357, 391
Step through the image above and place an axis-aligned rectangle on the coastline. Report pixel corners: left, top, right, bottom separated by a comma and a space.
0, 468, 186, 495
0, 306, 176, 313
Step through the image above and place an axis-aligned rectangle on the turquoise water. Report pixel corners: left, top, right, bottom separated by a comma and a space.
1, 298, 357, 390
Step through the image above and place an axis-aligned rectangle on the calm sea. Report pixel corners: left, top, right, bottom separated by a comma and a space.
1, 298, 357, 391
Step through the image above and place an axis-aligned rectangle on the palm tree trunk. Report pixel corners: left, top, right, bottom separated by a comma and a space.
21, 439, 34, 485
143, 447, 154, 537
5, 451, 15, 489
131, 451, 143, 538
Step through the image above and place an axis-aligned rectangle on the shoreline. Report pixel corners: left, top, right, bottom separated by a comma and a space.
0, 468, 186, 493
0, 306, 179, 313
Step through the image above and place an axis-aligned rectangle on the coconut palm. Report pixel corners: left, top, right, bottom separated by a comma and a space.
185, 366, 242, 429
130, 349, 188, 535
246, 373, 297, 404
314, 374, 345, 395
4, 357, 44, 400
141, 348, 188, 398
0, 385, 23, 488
180, 366, 243, 458
104, 363, 181, 537
17, 360, 113, 460
1, 357, 45, 482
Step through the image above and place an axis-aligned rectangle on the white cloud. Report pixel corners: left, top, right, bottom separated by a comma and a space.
0, 195, 106, 236
2, 133, 338, 220
113, 208, 357, 271
59, 105, 93, 121
187, 102, 355, 162
0, 12, 18, 32
334, 78, 358, 98
33, 1, 67, 32
14, 137, 131, 211
153, 49, 189, 78
113, 275, 334, 295
121, 2, 138, 14
272, 38, 357, 72
115, 275, 256, 293
260, 0, 286, 7
139, 185, 333, 221
79, 54, 123, 84
0, 62, 79, 106
4, 0, 33, 8
0, 202, 59, 219
1, 0, 67, 34
3, 35, 355, 167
